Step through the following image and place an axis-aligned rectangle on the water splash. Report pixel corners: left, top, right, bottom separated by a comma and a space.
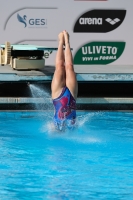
28, 84, 103, 144
42, 111, 102, 133
29, 84, 50, 98
76, 111, 103, 127
41, 111, 104, 144
29, 84, 53, 110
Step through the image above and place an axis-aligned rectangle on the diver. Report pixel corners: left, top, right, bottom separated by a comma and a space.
51, 30, 78, 131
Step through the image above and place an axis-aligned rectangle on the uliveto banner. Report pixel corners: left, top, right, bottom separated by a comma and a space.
74, 42, 126, 65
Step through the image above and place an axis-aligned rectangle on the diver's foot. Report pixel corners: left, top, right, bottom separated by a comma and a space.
63, 30, 70, 45
58, 32, 65, 45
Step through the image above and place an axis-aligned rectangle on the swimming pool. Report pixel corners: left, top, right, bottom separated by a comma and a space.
0, 111, 133, 200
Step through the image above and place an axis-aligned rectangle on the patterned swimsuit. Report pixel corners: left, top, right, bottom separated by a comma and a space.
53, 87, 76, 130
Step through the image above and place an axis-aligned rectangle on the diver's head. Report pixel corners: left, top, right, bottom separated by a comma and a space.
54, 120, 66, 131
54, 118, 76, 131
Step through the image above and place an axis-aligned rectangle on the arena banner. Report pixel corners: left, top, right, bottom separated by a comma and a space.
73, 10, 126, 33
0, 0, 132, 66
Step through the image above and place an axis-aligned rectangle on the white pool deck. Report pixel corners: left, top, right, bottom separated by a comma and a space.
0, 97, 133, 104
0, 65, 133, 82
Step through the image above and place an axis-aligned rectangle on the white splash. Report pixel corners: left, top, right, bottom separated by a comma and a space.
29, 84, 50, 98
28, 84, 52, 110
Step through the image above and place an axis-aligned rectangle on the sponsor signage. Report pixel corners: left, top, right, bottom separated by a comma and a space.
17, 13, 47, 28
74, 10, 126, 33
74, 42, 126, 65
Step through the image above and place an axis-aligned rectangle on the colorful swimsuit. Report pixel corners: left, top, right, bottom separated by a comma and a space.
53, 87, 76, 130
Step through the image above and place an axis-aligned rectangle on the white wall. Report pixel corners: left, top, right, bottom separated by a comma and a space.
0, 0, 132, 66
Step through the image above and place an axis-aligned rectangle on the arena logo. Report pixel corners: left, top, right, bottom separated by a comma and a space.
74, 42, 126, 65
17, 13, 47, 28
73, 10, 126, 33
79, 18, 102, 25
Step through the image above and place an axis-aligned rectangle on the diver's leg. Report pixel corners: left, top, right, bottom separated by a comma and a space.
51, 32, 66, 99
63, 30, 78, 99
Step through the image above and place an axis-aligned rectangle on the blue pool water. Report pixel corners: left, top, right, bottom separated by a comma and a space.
0, 111, 133, 200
